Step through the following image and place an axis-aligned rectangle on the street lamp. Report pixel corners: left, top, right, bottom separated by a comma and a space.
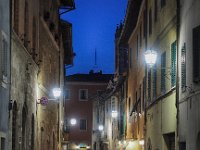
144, 50, 157, 67
111, 110, 118, 118
70, 118, 77, 126
53, 88, 61, 98
139, 139, 144, 145
98, 125, 104, 131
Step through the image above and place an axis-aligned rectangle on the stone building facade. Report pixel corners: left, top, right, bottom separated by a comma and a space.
0, 0, 11, 149
9, 0, 75, 150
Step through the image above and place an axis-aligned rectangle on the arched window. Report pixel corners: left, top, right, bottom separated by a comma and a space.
197, 132, 200, 150
13, 0, 19, 34
22, 105, 27, 150
12, 102, 17, 150
31, 114, 34, 150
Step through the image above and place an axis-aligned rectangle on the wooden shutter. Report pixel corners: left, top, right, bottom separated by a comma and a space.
161, 52, 166, 93
171, 41, 176, 87
181, 43, 186, 91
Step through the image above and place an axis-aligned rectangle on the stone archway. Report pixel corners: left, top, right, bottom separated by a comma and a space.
197, 132, 200, 150
12, 101, 18, 150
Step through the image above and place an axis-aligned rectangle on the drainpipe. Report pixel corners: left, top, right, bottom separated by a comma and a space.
176, 0, 180, 146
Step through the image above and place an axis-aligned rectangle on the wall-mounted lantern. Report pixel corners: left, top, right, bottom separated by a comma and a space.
144, 50, 157, 67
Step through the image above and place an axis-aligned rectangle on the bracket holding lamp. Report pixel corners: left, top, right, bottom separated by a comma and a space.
37, 88, 61, 105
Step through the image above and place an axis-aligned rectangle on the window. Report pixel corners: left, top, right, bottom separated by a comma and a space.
137, 35, 139, 60
154, 0, 158, 22
161, 52, 166, 93
181, 43, 186, 91
65, 89, 70, 100
128, 97, 131, 112
193, 25, 200, 83
14, 0, 19, 34
97, 90, 103, 95
153, 64, 157, 98
163, 133, 175, 150
129, 48, 132, 68
148, 70, 151, 101
149, 8, 152, 35
143, 10, 147, 38
79, 89, 88, 100
161, 0, 166, 8
142, 78, 146, 111
31, 115, 34, 150
140, 25, 142, 47
171, 41, 176, 87
1, 39, 8, 78
1, 137, 5, 150
80, 119, 87, 131
32, 17, 37, 60
179, 142, 186, 150
24, 0, 29, 49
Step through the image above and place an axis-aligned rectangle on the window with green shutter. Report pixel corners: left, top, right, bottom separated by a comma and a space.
171, 41, 176, 87
193, 25, 200, 83
181, 43, 186, 91
161, 52, 166, 93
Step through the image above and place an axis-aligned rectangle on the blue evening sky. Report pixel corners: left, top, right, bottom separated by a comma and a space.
61, 0, 127, 75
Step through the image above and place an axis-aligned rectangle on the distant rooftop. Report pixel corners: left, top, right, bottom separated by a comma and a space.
65, 72, 113, 83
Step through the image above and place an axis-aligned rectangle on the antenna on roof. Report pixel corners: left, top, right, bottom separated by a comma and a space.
92, 48, 99, 73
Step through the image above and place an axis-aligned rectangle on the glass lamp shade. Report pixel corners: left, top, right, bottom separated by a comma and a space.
70, 118, 77, 126
111, 111, 118, 118
98, 125, 104, 131
53, 88, 61, 98
144, 50, 157, 67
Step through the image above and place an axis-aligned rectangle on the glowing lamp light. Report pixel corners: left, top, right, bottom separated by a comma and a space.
144, 50, 157, 67
139, 139, 144, 145
70, 118, 77, 126
86, 146, 90, 149
53, 88, 61, 98
123, 140, 127, 145
111, 110, 118, 118
98, 125, 104, 131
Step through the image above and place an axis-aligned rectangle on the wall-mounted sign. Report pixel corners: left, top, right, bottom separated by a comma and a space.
37, 97, 48, 106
